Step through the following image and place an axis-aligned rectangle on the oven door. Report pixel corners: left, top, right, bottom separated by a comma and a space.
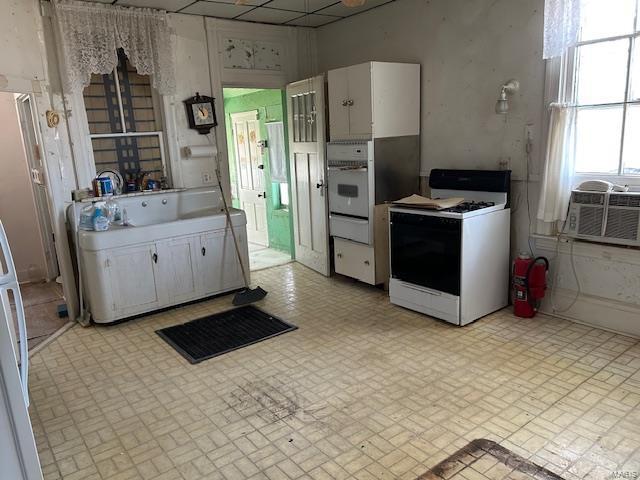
390, 211, 461, 296
328, 167, 369, 218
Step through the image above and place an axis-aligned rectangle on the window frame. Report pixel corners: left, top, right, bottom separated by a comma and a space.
562, 3, 640, 181
82, 56, 170, 184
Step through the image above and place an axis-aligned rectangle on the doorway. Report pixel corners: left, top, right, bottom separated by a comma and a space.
0, 91, 68, 349
223, 87, 294, 271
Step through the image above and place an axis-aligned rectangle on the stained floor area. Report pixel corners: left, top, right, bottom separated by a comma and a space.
29, 264, 640, 480
248, 242, 292, 271
12, 281, 68, 349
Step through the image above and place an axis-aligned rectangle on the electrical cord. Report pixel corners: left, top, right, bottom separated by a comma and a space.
549, 202, 582, 314
525, 136, 534, 256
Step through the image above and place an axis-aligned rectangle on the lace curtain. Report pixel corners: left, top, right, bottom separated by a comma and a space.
543, 0, 581, 59
52, 0, 176, 95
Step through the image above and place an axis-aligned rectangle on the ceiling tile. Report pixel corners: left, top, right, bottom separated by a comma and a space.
286, 13, 339, 27
235, 7, 302, 24
179, 1, 253, 17
115, 0, 194, 11
315, 0, 393, 18
266, 0, 339, 13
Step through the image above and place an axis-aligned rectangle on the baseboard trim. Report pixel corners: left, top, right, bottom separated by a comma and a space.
541, 289, 640, 339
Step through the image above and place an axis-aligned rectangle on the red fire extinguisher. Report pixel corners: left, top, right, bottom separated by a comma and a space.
512, 253, 549, 318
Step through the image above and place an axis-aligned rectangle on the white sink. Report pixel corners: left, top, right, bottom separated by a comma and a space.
70, 187, 246, 251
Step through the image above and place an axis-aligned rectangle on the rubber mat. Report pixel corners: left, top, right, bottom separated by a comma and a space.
156, 306, 297, 364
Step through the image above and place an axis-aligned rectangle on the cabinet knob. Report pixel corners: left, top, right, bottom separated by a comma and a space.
202, 247, 206, 256
152, 253, 158, 263
142, 201, 148, 207
364, 260, 370, 265
347, 99, 354, 106
341, 100, 348, 106
337, 253, 343, 258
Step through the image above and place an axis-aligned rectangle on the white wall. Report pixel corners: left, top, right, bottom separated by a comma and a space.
0, 93, 48, 282
0, 0, 45, 92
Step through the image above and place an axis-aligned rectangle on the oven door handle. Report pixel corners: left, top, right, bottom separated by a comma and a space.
400, 282, 443, 296
327, 167, 368, 172
330, 214, 369, 224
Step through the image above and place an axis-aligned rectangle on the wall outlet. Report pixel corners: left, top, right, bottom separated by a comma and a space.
202, 172, 212, 184
524, 124, 534, 151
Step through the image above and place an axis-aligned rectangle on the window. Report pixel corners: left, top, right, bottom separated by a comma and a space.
83, 49, 166, 183
568, 0, 640, 176
279, 183, 289, 208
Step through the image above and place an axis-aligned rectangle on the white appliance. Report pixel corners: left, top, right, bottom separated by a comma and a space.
566, 189, 640, 247
389, 170, 511, 326
0, 221, 43, 479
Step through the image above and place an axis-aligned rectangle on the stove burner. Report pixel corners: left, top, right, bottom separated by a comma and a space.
444, 201, 496, 213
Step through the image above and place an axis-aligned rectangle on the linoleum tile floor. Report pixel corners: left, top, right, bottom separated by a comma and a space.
29, 264, 640, 480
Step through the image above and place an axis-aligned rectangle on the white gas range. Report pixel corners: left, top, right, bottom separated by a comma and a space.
388, 169, 511, 326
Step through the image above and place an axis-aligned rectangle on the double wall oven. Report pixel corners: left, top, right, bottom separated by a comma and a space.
327, 142, 374, 244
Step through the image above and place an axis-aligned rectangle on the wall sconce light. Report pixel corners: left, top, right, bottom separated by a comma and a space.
495, 79, 520, 115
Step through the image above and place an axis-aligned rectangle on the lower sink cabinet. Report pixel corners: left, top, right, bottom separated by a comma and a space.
82, 229, 247, 324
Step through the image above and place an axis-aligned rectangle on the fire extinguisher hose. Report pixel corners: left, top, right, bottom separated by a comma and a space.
525, 256, 549, 308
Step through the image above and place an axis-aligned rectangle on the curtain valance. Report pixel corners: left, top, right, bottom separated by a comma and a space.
52, 0, 176, 95
543, 0, 581, 59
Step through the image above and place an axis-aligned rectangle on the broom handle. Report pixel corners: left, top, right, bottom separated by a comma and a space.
215, 167, 250, 288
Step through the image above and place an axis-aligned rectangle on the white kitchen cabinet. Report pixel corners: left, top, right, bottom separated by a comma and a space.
196, 231, 245, 296
105, 242, 162, 319
156, 236, 199, 305
82, 228, 248, 324
328, 62, 420, 141
333, 205, 390, 287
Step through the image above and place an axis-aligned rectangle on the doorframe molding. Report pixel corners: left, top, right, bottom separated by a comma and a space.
15, 94, 59, 281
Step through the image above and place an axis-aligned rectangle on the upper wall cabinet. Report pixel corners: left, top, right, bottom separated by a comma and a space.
328, 62, 421, 141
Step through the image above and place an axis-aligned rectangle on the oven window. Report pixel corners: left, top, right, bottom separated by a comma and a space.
338, 184, 358, 197
390, 212, 461, 295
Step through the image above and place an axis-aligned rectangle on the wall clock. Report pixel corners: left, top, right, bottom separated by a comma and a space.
184, 93, 218, 134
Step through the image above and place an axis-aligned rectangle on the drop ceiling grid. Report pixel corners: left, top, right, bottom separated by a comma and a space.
103, 0, 396, 27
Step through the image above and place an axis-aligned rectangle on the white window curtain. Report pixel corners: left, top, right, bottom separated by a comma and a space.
543, 0, 581, 59
266, 122, 287, 183
536, 104, 577, 233
52, 0, 176, 96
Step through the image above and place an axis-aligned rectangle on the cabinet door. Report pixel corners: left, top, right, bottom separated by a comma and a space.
197, 232, 225, 295
198, 231, 246, 295
347, 63, 373, 138
106, 243, 161, 317
328, 67, 350, 141
156, 236, 199, 305
334, 237, 376, 285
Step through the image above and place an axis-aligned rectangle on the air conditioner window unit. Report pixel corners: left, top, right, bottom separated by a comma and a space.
566, 190, 640, 247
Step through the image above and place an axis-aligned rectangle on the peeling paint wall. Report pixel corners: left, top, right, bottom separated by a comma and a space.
0, 0, 45, 91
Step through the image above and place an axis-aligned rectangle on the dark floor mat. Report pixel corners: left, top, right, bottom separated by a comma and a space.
156, 306, 297, 364
416, 439, 564, 480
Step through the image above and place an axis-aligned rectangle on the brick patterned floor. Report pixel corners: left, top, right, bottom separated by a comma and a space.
28, 263, 640, 480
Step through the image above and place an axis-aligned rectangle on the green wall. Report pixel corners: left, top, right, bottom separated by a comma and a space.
223, 89, 293, 255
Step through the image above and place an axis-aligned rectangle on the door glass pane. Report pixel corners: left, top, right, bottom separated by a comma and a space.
575, 107, 623, 174
580, 0, 635, 41
622, 105, 640, 174
310, 92, 317, 142
291, 95, 298, 142
576, 40, 630, 105
630, 40, 640, 101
